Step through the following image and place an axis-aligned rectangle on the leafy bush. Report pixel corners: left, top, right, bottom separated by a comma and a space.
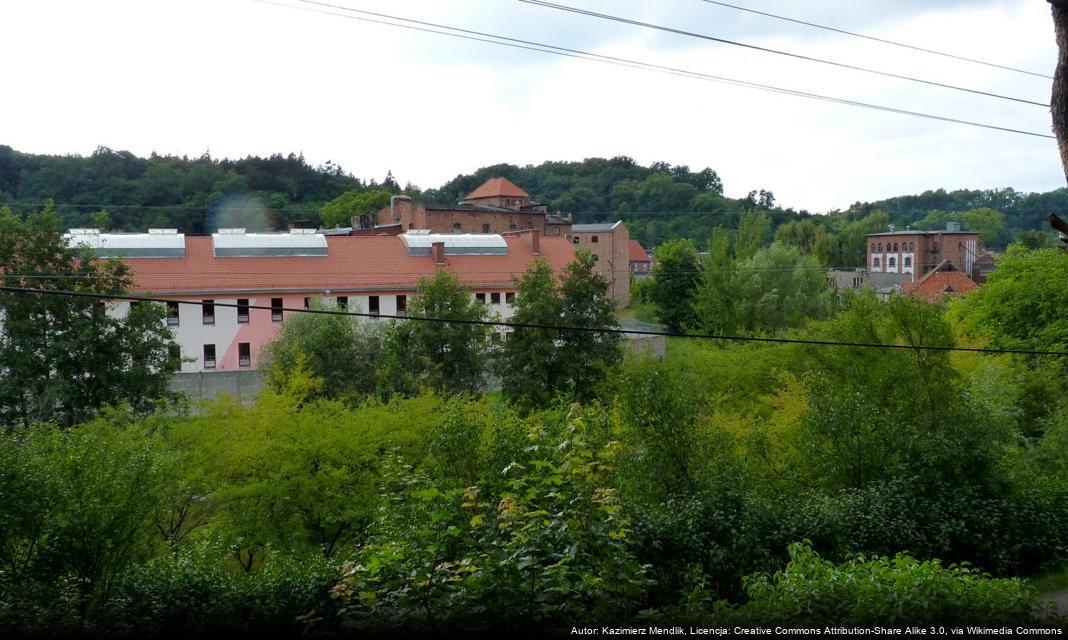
736, 542, 1040, 625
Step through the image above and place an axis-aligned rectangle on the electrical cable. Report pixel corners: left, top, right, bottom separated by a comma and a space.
242, 0, 1057, 139
519, 0, 1050, 107
697, 0, 1052, 79
1, 284, 1064, 357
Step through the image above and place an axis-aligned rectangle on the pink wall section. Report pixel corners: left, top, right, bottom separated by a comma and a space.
218, 295, 300, 370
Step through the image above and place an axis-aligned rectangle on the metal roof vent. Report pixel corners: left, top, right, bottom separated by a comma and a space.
400, 233, 508, 256
212, 232, 328, 257
64, 231, 186, 258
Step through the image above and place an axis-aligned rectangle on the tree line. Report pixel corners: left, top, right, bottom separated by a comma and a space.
2, 146, 1065, 259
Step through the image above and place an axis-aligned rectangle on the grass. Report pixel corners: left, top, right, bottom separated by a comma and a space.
1030, 565, 1068, 595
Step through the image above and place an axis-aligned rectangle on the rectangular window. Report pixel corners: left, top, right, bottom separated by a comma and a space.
304, 297, 311, 310
368, 296, 380, 316
482, 223, 490, 233
591, 235, 599, 243
203, 344, 216, 369
238, 342, 251, 368
337, 296, 348, 310
271, 298, 283, 322
167, 301, 180, 326
237, 299, 250, 323
491, 292, 501, 305
506, 292, 515, 304
202, 300, 215, 325
396, 295, 407, 317
476, 293, 486, 303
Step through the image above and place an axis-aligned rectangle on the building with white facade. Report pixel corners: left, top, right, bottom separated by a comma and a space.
64, 228, 574, 372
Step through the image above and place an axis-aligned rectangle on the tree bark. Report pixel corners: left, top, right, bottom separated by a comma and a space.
1051, 1, 1068, 183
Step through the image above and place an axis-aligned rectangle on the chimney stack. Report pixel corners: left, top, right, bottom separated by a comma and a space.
432, 241, 446, 265
530, 228, 541, 255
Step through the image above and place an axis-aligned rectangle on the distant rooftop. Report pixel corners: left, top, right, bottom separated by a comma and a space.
573, 222, 623, 232
465, 177, 529, 201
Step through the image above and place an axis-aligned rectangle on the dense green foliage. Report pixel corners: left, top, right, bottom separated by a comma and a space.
498, 252, 622, 409
0, 205, 179, 427
260, 307, 385, 400
9, 146, 1068, 632
380, 270, 489, 396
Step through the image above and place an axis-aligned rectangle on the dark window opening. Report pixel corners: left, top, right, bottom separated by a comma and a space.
452, 222, 461, 233
369, 296, 380, 316
904, 256, 912, 268
202, 300, 215, 325
482, 223, 490, 233
889, 257, 896, 268
237, 299, 249, 323
167, 301, 180, 326
304, 297, 311, 310
238, 342, 251, 368
491, 292, 501, 304
271, 298, 283, 322
203, 344, 216, 369
396, 295, 407, 317
337, 296, 348, 309
591, 235, 599, 243
506, 292, 515, 304
509, 224, 517, 231
476, 293, 486, 303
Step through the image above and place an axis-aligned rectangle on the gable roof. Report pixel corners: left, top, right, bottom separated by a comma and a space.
629, 239, 649, 262
465, 177, 529, 201
901, 259, 978, 302
122, 234, 576, 295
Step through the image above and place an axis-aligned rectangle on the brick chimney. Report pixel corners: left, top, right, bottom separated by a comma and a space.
529, 228, 541, 255
432, 241, 446, 266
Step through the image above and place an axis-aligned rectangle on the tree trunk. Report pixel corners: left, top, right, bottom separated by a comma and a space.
1051, 1, 1068, 183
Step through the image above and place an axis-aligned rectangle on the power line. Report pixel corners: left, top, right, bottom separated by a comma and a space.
698, 0, 1052, 80
519, 0, 1050, 108
251, 0, 1057, 140
1, 284, 1064, 357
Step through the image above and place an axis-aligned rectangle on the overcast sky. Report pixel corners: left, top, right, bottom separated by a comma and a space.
0, 0, 1060, 211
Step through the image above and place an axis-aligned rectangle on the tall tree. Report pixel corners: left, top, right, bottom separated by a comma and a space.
1052, 0, 1068, 183
557, 251, 623, 402
651, 239, 701, 332
498, 253, 622, 409
0, 205, 178, 428
380, 270, 489, 395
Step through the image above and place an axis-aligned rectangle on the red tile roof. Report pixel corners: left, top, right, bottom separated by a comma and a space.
465, 177, 529, 201
125, 234, 575, 295
901, 262, 978, 302
629, 239, 649, 262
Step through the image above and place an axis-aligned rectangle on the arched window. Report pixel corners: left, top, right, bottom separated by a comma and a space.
909, 241, 915, 251
904, 256, 912, 268
873, 257, 881, 268
893, 242, 899, 252
889, 257, 896, 268
871, 243, 876, 253
878, 242, 883, 252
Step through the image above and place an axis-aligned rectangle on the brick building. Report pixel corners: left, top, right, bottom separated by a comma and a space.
379, 177, 572, 238
900, 260, 978, 302
629, 239, 651, 274
866, 223, 981, 279
571, 222, 631, 307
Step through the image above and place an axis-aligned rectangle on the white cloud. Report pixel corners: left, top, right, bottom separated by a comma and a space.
0, 0, 1060, 211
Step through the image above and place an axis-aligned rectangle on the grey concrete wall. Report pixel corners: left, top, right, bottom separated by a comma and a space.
624, 334, 666, 361
170, 370, 266, 404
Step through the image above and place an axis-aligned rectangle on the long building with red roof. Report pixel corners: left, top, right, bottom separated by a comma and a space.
66, 227, 575, 372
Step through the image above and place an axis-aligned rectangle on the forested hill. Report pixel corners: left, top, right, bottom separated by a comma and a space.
2, 145, 1066, 259
0, 145, 386, 234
